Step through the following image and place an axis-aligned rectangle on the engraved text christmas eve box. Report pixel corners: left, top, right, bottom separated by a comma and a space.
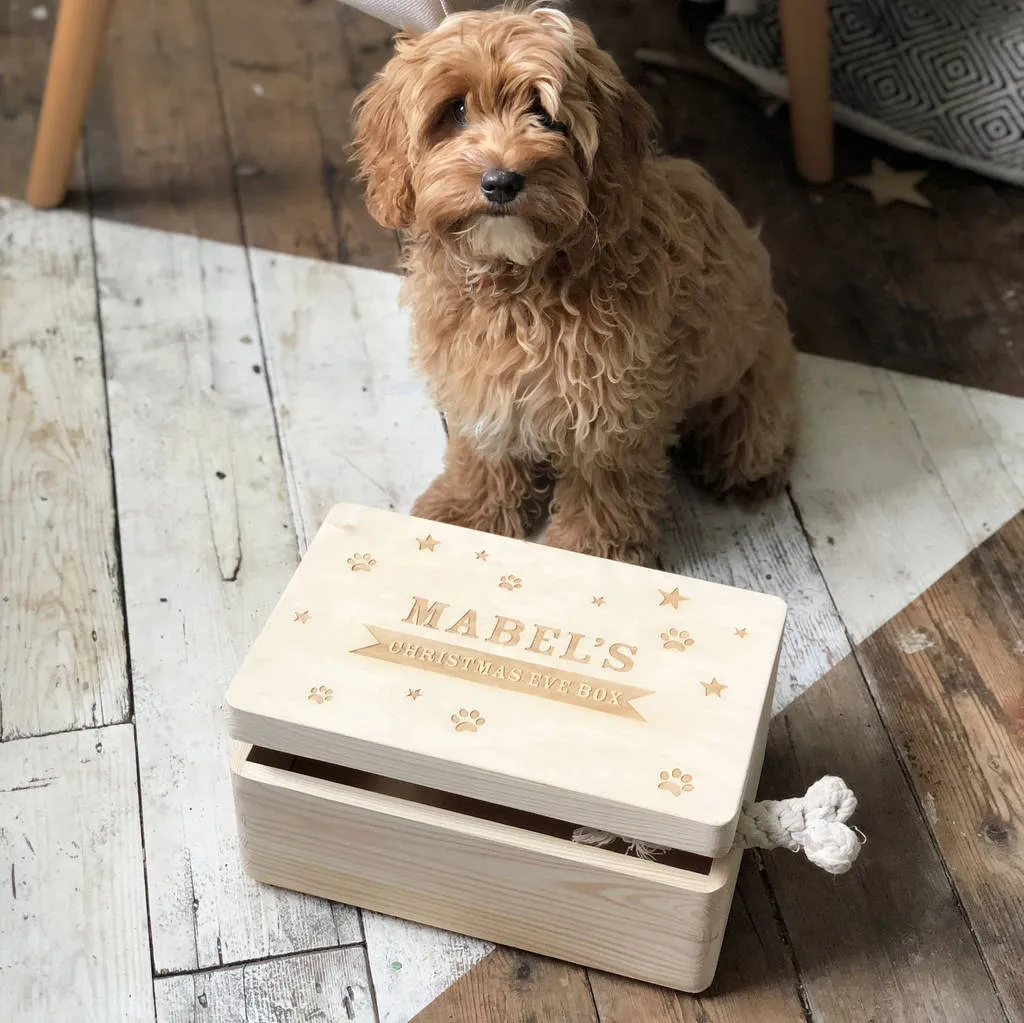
226, 503, 787, 993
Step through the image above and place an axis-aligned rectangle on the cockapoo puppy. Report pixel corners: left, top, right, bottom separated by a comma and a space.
353, 6, 797, 565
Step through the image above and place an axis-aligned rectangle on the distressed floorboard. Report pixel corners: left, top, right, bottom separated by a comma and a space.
760, 657, 1005, 1023
154, 946, 376, 1022
0, 200, 127, 738
96, 219, 358, 973
250, 250, 444, 550
857, 514, 1024, 1016
1, 725, 154, 1022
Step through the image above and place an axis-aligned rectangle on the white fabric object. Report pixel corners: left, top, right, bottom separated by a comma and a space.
572, 775, 863, 875
336, 0, 447, 33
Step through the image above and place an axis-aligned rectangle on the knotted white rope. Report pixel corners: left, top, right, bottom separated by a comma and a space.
734, 776, 861, 873
572, 776, 863, 875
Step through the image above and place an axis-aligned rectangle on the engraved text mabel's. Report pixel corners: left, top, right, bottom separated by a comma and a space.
402, 596, 638, 672
349, 596, 653, 720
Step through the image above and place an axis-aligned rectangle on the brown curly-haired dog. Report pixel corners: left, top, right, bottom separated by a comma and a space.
353, 6, 797, 565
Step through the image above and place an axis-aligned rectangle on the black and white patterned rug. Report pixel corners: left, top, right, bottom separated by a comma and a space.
706, 0, 1024, 185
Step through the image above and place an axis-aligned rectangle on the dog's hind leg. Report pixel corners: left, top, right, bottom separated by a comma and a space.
683, 316, 798, 499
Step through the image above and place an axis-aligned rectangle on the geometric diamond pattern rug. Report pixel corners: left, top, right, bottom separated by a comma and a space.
707, 0, 1024, 185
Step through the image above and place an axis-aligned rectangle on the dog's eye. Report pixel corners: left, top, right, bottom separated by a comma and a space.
529, 96, 566, 135
446, 97, 468, 127
530, 97, 554, 129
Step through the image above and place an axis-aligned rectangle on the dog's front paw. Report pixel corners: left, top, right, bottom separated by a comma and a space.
543, 517, 654, 567
412, 480, 527, 539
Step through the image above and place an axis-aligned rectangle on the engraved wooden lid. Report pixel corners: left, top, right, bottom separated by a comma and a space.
226, 503, 786, 857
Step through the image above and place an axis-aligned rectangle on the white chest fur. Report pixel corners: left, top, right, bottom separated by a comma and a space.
466, 215, 544, 265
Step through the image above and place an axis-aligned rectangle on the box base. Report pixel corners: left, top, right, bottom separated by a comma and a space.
231, 743, 741, 993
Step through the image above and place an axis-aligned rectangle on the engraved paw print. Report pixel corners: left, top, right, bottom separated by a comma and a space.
307, 685, 333, 704
658, 768, 694, 796
452, 708, 485, 733
348, 553, 376, 572
661, 628, 695, 652
498, 575, 521, 591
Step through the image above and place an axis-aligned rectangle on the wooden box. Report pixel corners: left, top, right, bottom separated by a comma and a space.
226, 503, 786, 992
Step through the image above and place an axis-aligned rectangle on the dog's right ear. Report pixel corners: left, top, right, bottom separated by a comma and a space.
352, 55, 415, 230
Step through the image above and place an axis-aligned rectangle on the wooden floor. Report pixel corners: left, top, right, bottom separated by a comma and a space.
2, 1, 1023, 1021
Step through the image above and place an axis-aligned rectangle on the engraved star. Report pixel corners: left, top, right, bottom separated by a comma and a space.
701, 678, 727, 697
734, 627, 748, 639
592, 596, 605, 606
475, 550, 489, 561
659, 587, 688, 609
417, 535, 440, 551
407, 689, 422, 701
293, 610, 311, 624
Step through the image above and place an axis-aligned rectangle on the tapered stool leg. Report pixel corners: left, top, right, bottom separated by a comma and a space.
26, 0, 117, 208
778, 0, 833, 184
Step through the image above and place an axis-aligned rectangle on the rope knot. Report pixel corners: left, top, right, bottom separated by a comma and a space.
735, 776, 862, 874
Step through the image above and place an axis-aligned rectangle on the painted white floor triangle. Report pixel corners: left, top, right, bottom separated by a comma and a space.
791, 355, 1024, 645
362, 914, 493, 1023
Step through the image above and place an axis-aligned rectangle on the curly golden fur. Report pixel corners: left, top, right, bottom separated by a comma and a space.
352, 5, 797, 565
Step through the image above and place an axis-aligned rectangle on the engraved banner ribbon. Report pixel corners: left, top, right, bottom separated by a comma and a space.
352, 625, 652, 721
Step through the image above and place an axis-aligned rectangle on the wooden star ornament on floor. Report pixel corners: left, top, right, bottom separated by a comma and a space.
849, 159, 932, 209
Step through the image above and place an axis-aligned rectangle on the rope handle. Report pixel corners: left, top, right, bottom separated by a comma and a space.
572, 776, 863, 875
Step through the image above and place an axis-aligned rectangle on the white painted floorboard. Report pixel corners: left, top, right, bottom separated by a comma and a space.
1, 725, 153, 1023
250, 251, 445, 552
361, 915, 492, 1023
892, 372, 1024, 546
660, 479, 850, 714
969, 387, 1024, 496
0, 199, 128, 738
94, 220, 359, 975
154, 946, 376, 1023
790, 355, 1024, 644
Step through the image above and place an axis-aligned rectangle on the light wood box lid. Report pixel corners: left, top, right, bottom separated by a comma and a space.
226, 504, 786, 857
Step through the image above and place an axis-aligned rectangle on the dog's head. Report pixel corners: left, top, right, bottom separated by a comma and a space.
351, 6, 655, 265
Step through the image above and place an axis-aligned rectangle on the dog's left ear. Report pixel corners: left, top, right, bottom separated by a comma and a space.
584, 51, 655, 175
558, 16, 657, 237
351, 49, 416, 230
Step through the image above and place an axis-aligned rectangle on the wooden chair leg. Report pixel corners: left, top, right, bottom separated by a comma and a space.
778, 0, 834, 184
26, 0, 117, 209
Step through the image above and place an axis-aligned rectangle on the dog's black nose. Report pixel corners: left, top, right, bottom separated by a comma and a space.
480, 169, 524, 204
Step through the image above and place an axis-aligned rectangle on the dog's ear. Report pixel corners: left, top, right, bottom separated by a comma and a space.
352, 53, 415, 230
561, 17, 657, 238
